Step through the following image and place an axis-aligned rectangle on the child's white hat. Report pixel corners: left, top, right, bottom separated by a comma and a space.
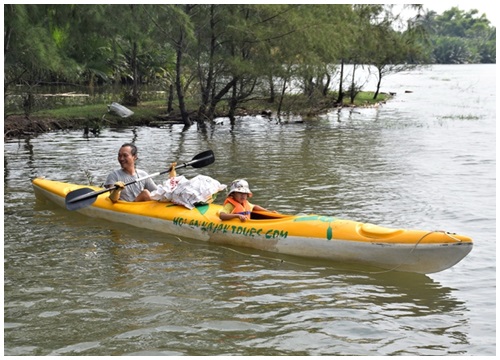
228, 179, 252, 196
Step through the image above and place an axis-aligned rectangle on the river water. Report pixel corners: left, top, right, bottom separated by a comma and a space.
3, 64, 496, 356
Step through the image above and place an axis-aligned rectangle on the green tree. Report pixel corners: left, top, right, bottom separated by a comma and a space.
146, 4, 197, 126
427, 7, 496, 63
342, 4, 385, 104
4, 4, 71, 116
366, 5, 429, 99
107, 5, 174, 106
293, 5, 354, 103
46, 5, 113, 92
8, 3, 494, 126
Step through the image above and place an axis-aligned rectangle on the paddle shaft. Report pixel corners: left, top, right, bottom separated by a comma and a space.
67, 168, 168, 204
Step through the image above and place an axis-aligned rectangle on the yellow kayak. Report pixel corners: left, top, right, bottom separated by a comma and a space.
32, 177, 473, 274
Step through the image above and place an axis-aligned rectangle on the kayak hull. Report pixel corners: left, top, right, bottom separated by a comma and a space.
32, 177, 473, 274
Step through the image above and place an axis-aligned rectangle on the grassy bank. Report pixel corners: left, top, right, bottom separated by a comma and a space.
4, 91, 390, 139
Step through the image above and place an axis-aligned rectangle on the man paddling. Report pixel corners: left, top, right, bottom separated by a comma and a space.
64, 149, 215, 211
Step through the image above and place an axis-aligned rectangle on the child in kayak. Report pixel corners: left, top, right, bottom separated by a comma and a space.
219, 179, 270, 222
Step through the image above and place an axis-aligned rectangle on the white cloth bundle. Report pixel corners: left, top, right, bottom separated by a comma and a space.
151, 175, 226, 209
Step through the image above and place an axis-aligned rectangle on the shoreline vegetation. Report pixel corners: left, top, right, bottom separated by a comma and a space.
4, 91, 391, 139
5, 5, 494, 140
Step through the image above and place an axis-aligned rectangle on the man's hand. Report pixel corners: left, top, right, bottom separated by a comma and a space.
169, 162, 177, 178
114, 181, 125, 189
109, 181, 125, 202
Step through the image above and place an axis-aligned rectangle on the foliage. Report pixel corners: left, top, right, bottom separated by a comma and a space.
4, 4, 495, 123
410, 6, 496, 64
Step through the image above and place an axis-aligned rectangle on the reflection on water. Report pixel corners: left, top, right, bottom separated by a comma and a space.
4, 65, 495, 355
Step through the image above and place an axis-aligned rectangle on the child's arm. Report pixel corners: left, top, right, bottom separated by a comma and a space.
219, 211, 248, 222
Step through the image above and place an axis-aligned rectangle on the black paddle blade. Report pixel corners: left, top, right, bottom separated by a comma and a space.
65, 187, 99, 210
189, 150, 215, 168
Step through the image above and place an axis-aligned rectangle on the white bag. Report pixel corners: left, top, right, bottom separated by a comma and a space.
151, 175, 226, 209
108, 102, 134, 118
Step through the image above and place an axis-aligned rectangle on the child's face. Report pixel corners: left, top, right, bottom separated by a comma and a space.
232, 192, 248, 204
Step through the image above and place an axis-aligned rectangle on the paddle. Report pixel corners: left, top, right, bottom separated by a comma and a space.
65, 149, 215, 211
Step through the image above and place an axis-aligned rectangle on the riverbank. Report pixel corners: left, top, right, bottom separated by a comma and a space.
4, 102, 173, 139
4, 113, 156, 139
4, 92, 391, 139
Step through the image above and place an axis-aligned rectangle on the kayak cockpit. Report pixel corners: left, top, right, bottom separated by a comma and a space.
250, 210, 292, 220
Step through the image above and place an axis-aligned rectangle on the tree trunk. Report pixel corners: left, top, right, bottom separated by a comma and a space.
277, 77, 287, 118
175, 32, 192, 127
349, 64, 357, 104
132, 41, 138, 105
206, 76, 238, 121
167, 83, 174, 113
323, 72, 331, 97
268, 74, 275, 103
228, 82, 237, 126
336, 59, 344, 105
373, 66, 382, 100
197, 5, 216, 123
